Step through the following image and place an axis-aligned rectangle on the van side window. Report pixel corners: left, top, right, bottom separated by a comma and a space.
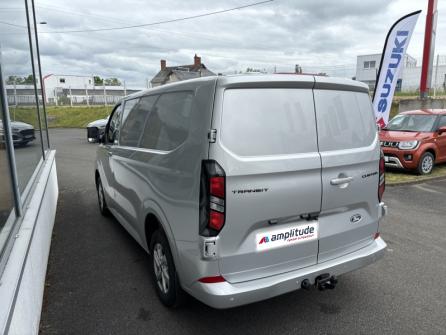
120, 96, 156, 147
107, 104, 123, 144
140, 91, 193, 151
221, 88, 318, 156
314, 90, 376, 151
121, 98, 140, 126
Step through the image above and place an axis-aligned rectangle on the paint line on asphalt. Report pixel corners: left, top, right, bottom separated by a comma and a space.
412, 184, 442, 194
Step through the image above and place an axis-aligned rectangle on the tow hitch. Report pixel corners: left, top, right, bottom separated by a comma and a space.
315, 274, 338, 291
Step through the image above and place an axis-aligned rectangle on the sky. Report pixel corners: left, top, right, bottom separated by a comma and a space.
1, 0, 445, 88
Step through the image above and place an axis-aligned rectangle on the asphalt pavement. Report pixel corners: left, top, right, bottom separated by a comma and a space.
40, 128, 446, 335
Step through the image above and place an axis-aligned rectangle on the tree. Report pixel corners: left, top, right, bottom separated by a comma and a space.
6, 75, 33, 84
7, 75, 21, 84
94, 76, 104, 85
104, 77, 121, 86
23, 74, 34, 84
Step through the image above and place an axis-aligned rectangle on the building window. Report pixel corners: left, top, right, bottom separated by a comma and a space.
396, 79, 402, 92
364, 61, 376, 69
59, 78, 65, 83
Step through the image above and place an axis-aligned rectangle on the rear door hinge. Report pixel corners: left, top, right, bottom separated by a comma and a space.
208, 129, 217, 143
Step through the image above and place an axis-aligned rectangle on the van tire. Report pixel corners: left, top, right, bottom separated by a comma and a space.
96, 176, 110, 216
150, 229, 183, 308
417, 152, 435, 175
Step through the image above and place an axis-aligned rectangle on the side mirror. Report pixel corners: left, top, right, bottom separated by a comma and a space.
98, 133, 106, 144
438, 126, 446, 135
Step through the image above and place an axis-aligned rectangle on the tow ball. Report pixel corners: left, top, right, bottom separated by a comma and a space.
300, 274, 338, 291
315, 274, 338, 291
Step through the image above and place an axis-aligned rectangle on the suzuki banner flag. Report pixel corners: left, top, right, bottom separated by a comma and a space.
373, 10, 421, 127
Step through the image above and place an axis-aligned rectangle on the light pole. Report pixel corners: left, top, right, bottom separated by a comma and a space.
420, 0, 438, 99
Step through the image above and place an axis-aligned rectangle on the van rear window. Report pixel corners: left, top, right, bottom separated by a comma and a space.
314, 90, 376, 151
221, 89, 318, 156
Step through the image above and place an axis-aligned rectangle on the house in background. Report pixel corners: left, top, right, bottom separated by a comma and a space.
150, 54, 216, 87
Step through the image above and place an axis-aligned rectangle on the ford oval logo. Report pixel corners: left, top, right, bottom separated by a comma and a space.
350, 214, 362, 223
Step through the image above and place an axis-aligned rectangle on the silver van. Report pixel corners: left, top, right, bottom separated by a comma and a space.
95, 74, 387, 309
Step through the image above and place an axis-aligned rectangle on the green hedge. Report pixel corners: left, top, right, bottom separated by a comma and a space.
9, 106, 112, 128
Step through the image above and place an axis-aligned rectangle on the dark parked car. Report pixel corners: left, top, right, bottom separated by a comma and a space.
0, 120, 35, 146
86, 117, 108, 143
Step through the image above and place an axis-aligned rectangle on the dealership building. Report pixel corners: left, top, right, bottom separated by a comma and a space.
356, 53, 446, 93
5, 74, 141, 106
0, 1, 58, 334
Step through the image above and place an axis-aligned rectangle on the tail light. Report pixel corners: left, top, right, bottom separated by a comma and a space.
199, 160, 226, 236
378, 150, 385, 202
198, 275, 226, 283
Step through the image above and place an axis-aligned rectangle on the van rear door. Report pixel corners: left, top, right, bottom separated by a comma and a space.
210, 79, 322, 283
313, 79, 380, 263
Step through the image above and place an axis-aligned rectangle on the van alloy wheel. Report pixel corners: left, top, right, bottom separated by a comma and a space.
153, 243, 170, 294
150, 230, 183, 307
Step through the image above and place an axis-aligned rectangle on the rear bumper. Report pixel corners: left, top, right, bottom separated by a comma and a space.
187, 237, 386, 309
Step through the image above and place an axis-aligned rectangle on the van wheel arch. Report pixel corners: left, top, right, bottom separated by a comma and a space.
95, 170, 100, 186
145, 213, 161, 251
144, 212, 184, 306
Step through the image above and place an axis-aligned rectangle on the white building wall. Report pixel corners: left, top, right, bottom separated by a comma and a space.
356, 54, 382, 83
44, 75, 94, 102
356, 53, 417, 91
401, 65, 446, 92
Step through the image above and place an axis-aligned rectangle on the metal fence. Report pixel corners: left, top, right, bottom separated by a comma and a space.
6, 86, 141, 107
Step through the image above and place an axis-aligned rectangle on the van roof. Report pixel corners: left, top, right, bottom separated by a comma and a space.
217, 74, 369, 93
125, 76, 218, 100
125, 74, 369, 101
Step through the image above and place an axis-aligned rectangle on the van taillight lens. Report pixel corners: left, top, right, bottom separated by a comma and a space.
200, 160, 226, 236
210, 177, 225, 198
209, 211, 225, 231
378, 151, 385, 202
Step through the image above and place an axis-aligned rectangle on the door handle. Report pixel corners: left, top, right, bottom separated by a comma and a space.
330, 176, 353, 186
107, 151, 113, 157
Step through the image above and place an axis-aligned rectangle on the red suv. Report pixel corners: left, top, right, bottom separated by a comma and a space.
379, 109, 446, 174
